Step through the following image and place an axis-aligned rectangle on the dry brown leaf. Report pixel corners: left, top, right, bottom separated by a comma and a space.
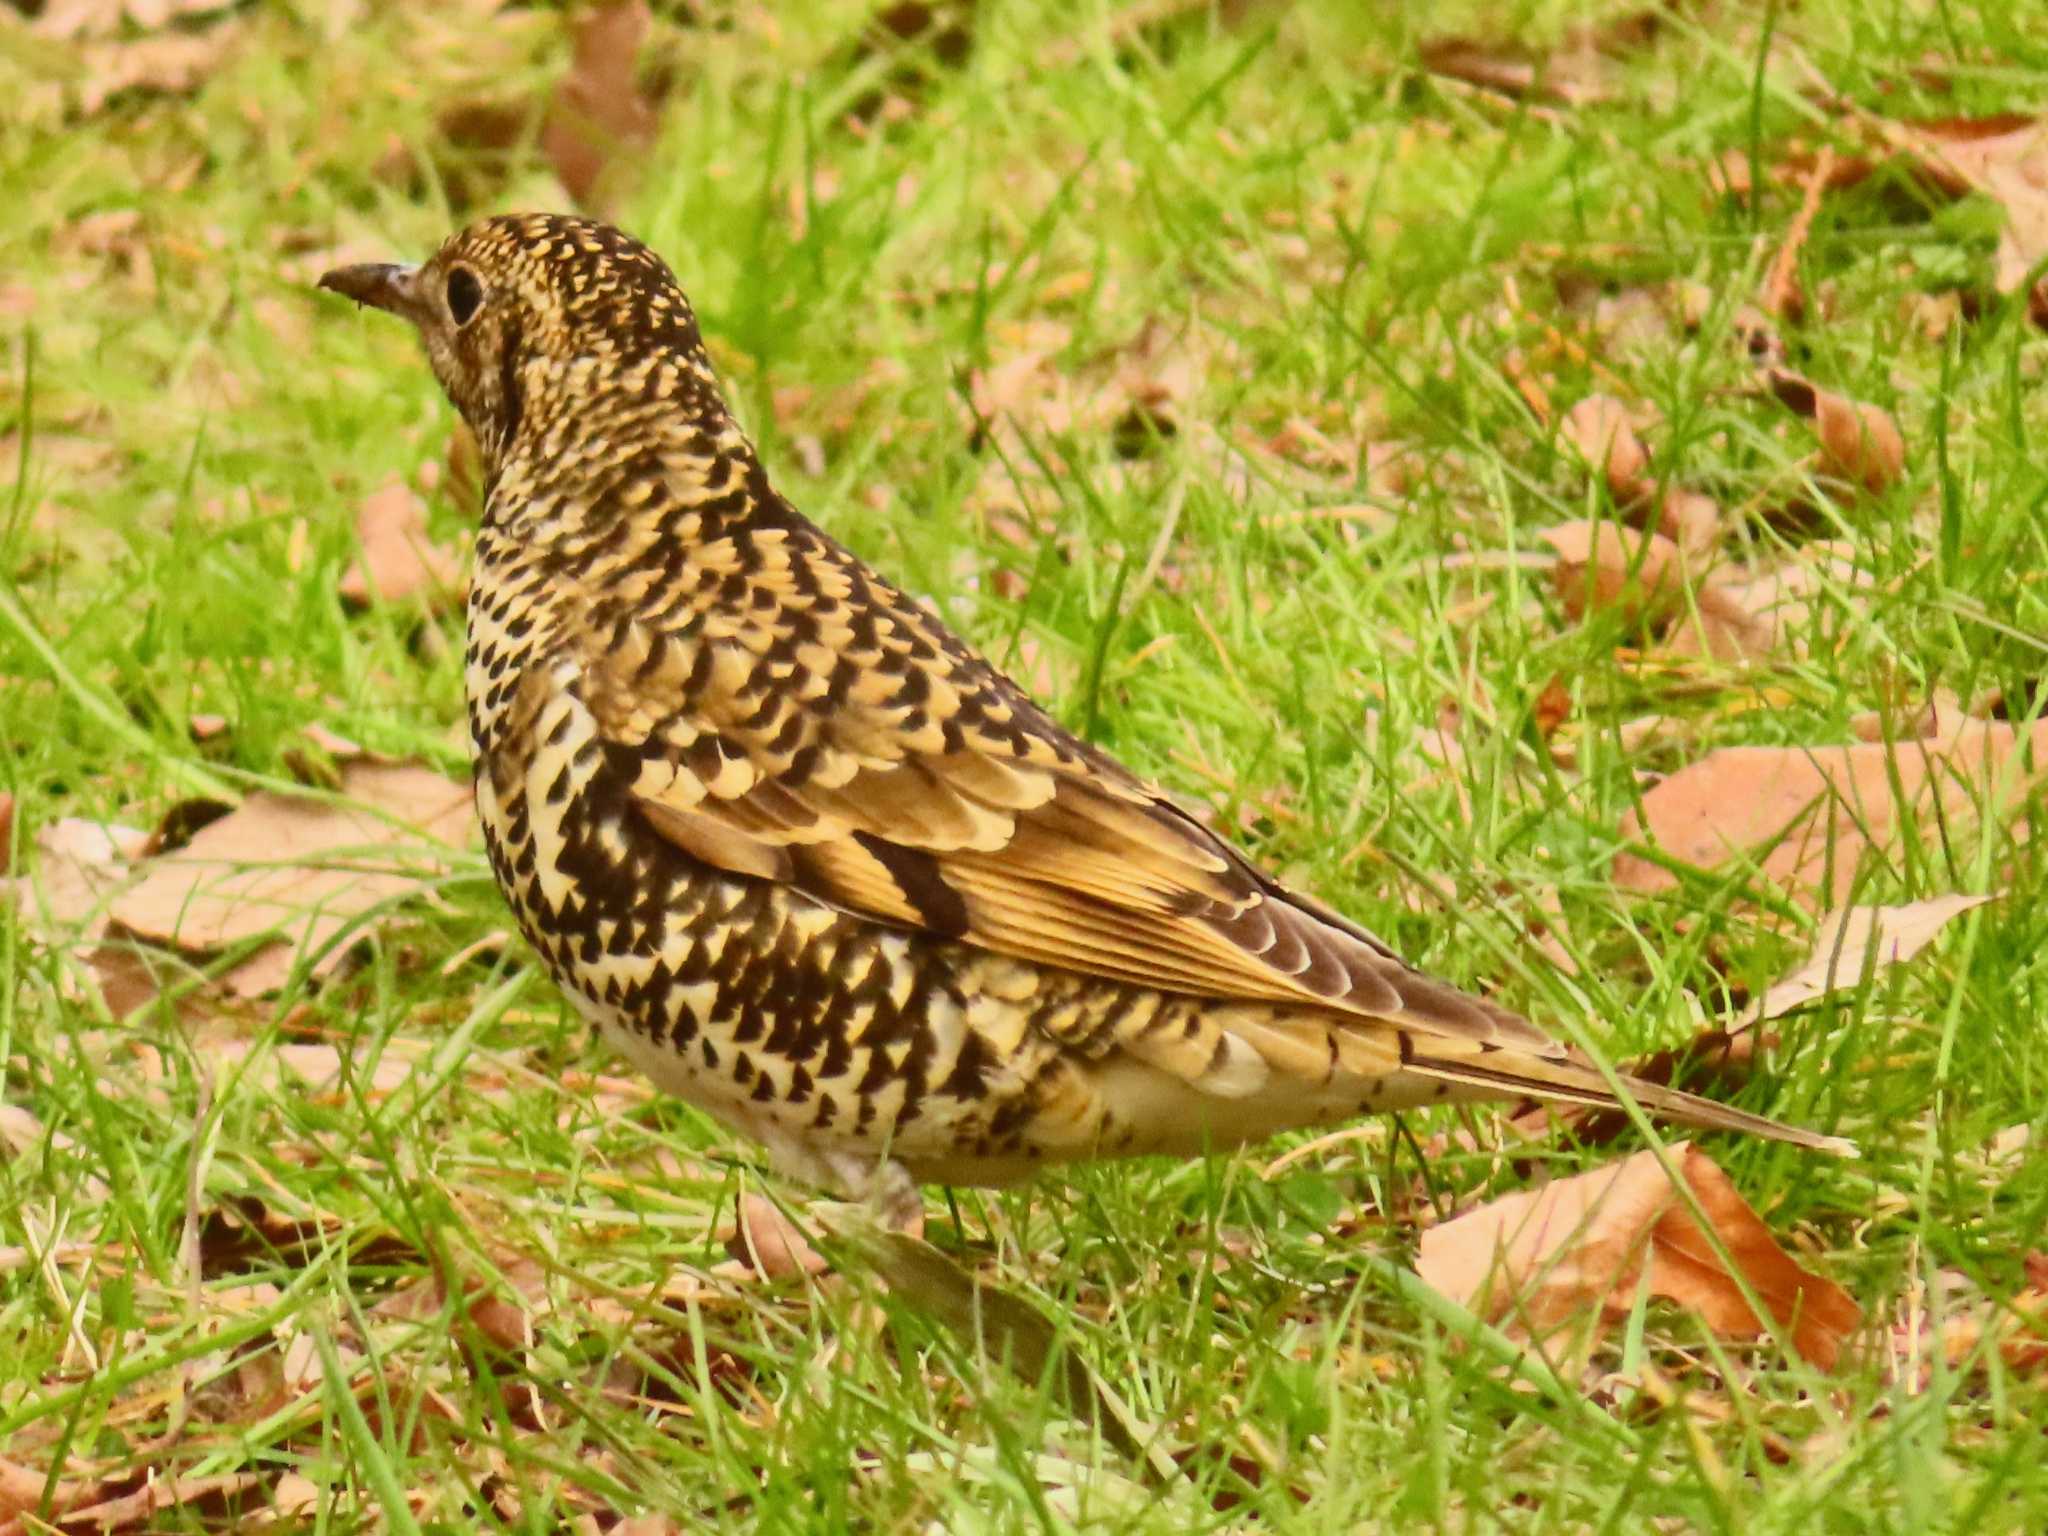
1753, 893, 1995, 1022
468, 1256, 552, 1353
1539, 520, 1687, 626
1655, 487, 1721, 556
1418, 37, 1609, 109
1034, 0, 1268, 72
337, 478, 465, 609
1561, 394, 1651, 505
608, 1517, 687, 1536
1658, 576, 1783, 663
840, 0, 977, 126
963, 315, 1226, 472
107, 761, 474, 997
1531, 676, 1572, 740
262, 1040, 422, 1101
1615, 718, 2048, 906
70, 25, 245, 116
542, 0, 659, 211
1663, 543, 1855, 665
266, 1474, 322, 1520
5, 817, 152, 944
1876, 115, 2048, 324
1888, 1254, 2048, 1389
197, 1194, 417, 1280
0, 1455, 97, 1525
36, 1472, 262, 1532
1417, 1143, 1860, 1369
1765, 368, 1905, 497
725, 1194, 830, 1281
30, 0, 237, 37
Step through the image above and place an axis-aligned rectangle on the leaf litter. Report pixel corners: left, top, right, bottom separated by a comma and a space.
1750, 892, 1995, 1023
1616, 713, 2046, 908
540, 0, 659, 212
107, 758, 474, 999
1723, 83, 2048, 326
336, 476, 465, 610
1510, 891, 1990, 1152
1416, 1142, 1861, 1370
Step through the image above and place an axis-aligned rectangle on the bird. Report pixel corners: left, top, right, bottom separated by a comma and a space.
318, 213, 1849, 1223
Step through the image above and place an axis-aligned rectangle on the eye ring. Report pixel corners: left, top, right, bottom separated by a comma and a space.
445, 266, 484, 326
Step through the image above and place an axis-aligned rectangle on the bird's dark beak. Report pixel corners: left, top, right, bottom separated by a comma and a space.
317, 262, 424, 322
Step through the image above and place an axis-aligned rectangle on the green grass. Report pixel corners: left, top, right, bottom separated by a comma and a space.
5, 1, 2048, 1529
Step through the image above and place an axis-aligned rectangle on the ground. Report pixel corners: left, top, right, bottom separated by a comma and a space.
2, 1, 2047, 1531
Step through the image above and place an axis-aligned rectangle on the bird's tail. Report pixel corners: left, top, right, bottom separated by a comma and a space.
1404, 1047, 1857, 1157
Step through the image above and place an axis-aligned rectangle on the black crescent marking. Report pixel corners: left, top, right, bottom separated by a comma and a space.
849, 831, 971, 939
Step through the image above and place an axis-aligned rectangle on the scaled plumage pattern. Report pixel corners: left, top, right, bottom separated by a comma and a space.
319, 214, 1847, 1213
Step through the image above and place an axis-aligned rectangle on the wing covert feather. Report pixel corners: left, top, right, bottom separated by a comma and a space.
580, 521, 1557, 1058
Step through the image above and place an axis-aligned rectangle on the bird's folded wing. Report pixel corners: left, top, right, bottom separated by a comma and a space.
578, 536, 1556, 1057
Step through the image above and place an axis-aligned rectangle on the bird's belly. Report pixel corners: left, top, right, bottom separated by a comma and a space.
474, 753, 1038, 1168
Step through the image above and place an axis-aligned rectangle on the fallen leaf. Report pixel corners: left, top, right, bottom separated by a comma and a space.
1666, 541, 1861, 664
467, 1255, 552, 1353
1539, 520, 1687, 627
196, 1194, 415, 1279
107, 761, 474, 997
337, 478, 464, 609
69, 24, 246, 116
1754, 893, 1995, 1022
541, 0, 658, 211
1561, 395, 1651, 505
1659, 573, 1786, 663
30, 0, 238, 39
724, 1195, 830, 1281
1615, 718, 2048, 906
1418, 37, 1609, 109
1877, 115, 2048, 325
1888, 1256, 2048, 1389
0, 1455, 96, 1524
1034, 0, 1270, 72
1655, 487, 1722, 555
268, 1474, 322, 1518
839, 0, 977, 124
5, 816, 152, 942
1531, 676, 1572, 739
34, 1471, 262, 1531
1765, 368, 1905, 497
1417, 1143, 1861, 1368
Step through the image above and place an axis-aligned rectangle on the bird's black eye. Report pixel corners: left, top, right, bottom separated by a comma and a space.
445, 266, 483, 327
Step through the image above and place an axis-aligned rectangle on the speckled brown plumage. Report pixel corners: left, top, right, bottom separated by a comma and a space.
318, 214, 1847, 1210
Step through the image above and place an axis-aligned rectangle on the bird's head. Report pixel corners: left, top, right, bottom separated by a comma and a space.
318, 213, 713, 466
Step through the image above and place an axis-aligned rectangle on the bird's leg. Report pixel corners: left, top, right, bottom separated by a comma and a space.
754, 1127, 926, 1236
820, 1151, 926, 1238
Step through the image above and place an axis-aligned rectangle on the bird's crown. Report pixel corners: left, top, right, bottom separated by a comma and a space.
321, 213, 718, 464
